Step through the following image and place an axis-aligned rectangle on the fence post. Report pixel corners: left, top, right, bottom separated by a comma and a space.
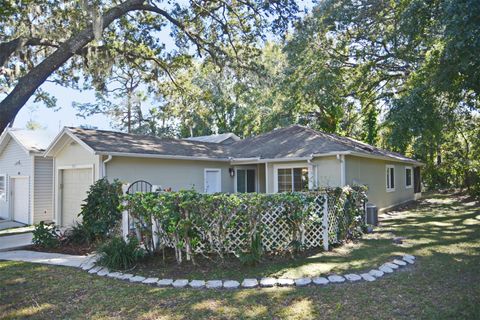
151, 185, 160, 251
121, 183, 130, 241
322, 194, 329, 251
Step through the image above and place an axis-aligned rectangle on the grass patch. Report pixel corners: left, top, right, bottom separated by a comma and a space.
1, 192, 480, 319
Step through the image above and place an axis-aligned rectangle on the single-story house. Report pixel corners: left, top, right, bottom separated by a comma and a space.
45, 125, 423, 226
0, 129, 55, 224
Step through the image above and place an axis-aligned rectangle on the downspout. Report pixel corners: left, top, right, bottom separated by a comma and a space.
102, 155, 113, 178
337, 154, 346, 187
307, 156, 316, 190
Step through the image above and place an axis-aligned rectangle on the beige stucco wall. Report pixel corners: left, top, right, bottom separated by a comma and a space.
345, 155, 415, 211
257, 163, 266, 193
106, 156, 234, 193
311, 156, 342, 188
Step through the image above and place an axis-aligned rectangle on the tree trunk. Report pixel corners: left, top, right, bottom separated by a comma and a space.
0, 0, 147, 133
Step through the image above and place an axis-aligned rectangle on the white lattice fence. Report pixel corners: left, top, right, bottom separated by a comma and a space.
122, 189, 366, 254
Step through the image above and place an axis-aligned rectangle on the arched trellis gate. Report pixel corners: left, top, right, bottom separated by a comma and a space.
122, 180, 154, 240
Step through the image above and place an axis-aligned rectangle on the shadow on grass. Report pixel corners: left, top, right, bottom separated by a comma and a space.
131, 193, 480, 280
1, 192, 479, 319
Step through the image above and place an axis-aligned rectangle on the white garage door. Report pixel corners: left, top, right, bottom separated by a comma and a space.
12, 177, 29, 224
61, 168, 92, 227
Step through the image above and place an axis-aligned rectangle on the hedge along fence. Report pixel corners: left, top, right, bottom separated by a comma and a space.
120, 186, 368, 265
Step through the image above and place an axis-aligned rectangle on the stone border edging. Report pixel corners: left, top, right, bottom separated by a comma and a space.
80, 254, 416, 289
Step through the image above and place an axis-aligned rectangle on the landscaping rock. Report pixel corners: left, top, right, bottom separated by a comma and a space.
312, 277, 329, 285
157, 279, 173, 287
368, 269, 384, 278
328, 275, 346, 283
189, 280, 205, 288
344, 274, 362, 282
403, 254, 415, 260
81, 262, 95, 271
379, 265, 394, 273
384, 262, 399, 269
403, 257, 415, 264
277, 278, 295, 286
142, 277, 159, 285
260, 278, 277, 287
118, 273, 134, 280
172, 279, 189, 288
360, 273, 376, 282
241, 279, 258, 288
106, 272, 122, 279
129, 275, 146, 283
87, 266, 102, 274
206, 280, 223, 289
97, 268, 110, 276
223, 280, 240, 289
294, 277, 312, 286
393, 259, 407, 266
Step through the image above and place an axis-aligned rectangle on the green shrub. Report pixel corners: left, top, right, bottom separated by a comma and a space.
97, 236, 145, 270
237, 232, 263, 266
79, 178, 123, 242
32, 221, 60, 248
64, 223, 91, 246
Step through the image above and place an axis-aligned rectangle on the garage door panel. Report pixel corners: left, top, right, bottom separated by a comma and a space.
61, 168, 92, 227
12, 177, 29, 224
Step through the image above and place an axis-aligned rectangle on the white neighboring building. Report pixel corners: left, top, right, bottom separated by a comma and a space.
0, 129, 55, 224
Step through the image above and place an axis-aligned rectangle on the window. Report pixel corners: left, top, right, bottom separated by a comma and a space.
405, 167, 413, 188
386, 165, 395, 192
277, 167, 309, 192
0, 175, 5, 201
236, 169, 256, 193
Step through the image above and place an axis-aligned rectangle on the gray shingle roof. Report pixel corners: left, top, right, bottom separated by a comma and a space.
66, 125, 420, 164
229, 125, 419, 163
67, 127, 230, 159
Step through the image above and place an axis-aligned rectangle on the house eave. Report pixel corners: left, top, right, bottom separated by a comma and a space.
311, 151, 424, 166
95, 151, 231, 162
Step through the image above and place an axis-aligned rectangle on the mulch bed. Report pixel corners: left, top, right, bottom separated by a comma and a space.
26, 243, 96, 256
131, 247, 323, 279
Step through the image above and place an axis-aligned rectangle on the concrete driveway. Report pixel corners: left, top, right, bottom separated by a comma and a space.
0, 219, 25, 231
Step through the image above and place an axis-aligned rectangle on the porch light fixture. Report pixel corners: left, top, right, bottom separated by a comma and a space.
229, 168, 235, 177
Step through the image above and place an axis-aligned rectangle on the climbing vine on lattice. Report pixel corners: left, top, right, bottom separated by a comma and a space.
121, 185, 367, 264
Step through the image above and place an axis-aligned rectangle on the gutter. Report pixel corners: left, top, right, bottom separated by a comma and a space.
95, 151, 231, 162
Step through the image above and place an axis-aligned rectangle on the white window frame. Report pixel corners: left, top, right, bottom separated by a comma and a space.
234, 166, 257, 193
386, 165, 395, 192
0, 174, 6, 202
405, 166, 413, 189
273, 163, 312, 193
204, 168, 222, 194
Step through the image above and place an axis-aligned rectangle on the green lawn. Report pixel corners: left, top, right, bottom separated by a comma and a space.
1, 192, 480, 319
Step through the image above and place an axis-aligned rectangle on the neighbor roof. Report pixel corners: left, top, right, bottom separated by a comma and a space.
184, 132, 240, 144
0, 128, 55, 155
47, 125, 421, 165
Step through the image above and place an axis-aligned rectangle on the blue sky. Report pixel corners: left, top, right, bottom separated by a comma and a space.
13, 1, 315, 135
